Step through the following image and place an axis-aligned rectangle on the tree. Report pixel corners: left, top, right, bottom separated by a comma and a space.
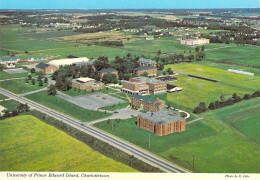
3, 110, 10, 117
252, 91, 260, 98
208, 102, 216, 110
28, 74, 32, 80
39, 79, 43, 86
157, 50, 162, 55
243, 94, 251, 100
201, 45, 205, 52
47, 85, 57, 96
142, 72, 148, 77
232, 93, 241, 103
220, 94, 225, 102
195, 46, 200, 52
12, 109, 18, 116
215, 101, 222, 109
102, 73, 118, 84
31, 78, 35, 85
25, 78, 29, 84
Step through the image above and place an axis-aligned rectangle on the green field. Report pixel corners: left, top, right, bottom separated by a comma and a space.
0, 115, 138, 172
0, 70, 30, 80
94, 98, 260, 172
0, 99, 21, 112
99, 102, 129, 111
0, 79, 48, 94
163, 63, 260, 110
206, 45, 260, 67
0, 94, 8, 100
25, 90, 112, 122
20, 30, 82, 40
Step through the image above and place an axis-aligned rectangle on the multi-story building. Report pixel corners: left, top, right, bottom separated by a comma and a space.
98, 68, 118, 79
137, 109, 186, 136
133, 66, 157, 76
131, 94, 165, 112
0, 56, 20, 68
137, 58, 157, 67
35, 62, 58, 74
122, 76, 166, 95
180, 38, 210, 46
71, 77, 105, 91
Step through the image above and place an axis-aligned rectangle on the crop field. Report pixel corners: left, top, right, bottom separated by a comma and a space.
0, 115, 137, 172
94, 98, 260, 173
25, 90, 112, 122
0, 79, 48, 94
205, 45, 260, 67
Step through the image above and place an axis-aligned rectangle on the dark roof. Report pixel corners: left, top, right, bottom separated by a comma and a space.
98, 68, 117, 73
67, 55, 79, 58
132, 94, 156, 104
0, 56, 20, 61
36, 62, 50, 69
155, 76, 177, 81
167, 84, 177, 89
134, 66, 155, 71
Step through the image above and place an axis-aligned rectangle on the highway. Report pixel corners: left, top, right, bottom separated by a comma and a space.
0, 87, 190, 173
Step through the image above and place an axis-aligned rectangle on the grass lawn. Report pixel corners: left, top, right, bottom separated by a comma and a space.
0, 70, 29, 80
25, 90, 112, 122
0, 99, 21, 112
99, 102, 129, 111
205, 45, 260, 67
0, 94, 8, 100
0, 79, 48, 94
94, 98, 260, 173
0, 115, 138, 172
62, 87, 116, 97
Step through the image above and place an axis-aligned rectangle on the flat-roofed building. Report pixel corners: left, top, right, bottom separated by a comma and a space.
137, 58, 157, 67
98, 68, 118, 79
71, 77, 105, 91
48, 57, 90, 68
0, 56, 20, 68
167, 84, 182, 93
180, 38, 209, 46
133, 66, 157, 76
35, 62, 58, 74
27, 56, 46, 61
131, 94, 165, 112
122, 76, 166, 95
137, 109, 186, 136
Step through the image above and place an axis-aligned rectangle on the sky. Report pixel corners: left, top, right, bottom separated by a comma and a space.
0, 0, 259, 9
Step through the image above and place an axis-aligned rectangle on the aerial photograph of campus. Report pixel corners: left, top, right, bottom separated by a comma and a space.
0, 0, 259, 178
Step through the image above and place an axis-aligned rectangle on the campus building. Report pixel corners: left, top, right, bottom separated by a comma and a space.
71, 77, 105, 91
0, 56, 20, 68
131, 94, 165, 112
137, 58, 157, 67
133, 66, 157, 76
98, 68, 118, 79
137, 109, 186, 136
48, 57, 90, 68
180, 38, 210, 46
27, 56, 46, 62
35, 62, 58, 74
122, 76, 166, 95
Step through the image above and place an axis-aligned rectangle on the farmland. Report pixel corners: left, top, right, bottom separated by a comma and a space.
25, 90, 112, 122
0, 115, 138, 172
0, 79, 48, 94
94, 98, 260, 173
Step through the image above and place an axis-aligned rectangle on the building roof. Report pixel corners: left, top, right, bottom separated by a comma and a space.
98, 68, 117, 73
131, 76, 164, 84
48, 57, 89, 67
155, 76, 177, 81
134, 66, 156, 71
0, 56, 20, 62
167, 84, 178, 89
137, 58, 156, 64
132, 94, 156, 104
27, 56, 46, 60
76, 77, 95, 83
72, 60, 95, 66
139, 109, 183, 124
36, 62, 50, 69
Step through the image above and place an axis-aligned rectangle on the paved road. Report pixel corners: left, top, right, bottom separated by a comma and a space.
186, 118, 204, 124
0, 87, 190, 173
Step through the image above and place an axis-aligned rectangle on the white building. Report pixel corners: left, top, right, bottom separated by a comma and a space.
48, 57, 90, 68
180, 38, 210, 46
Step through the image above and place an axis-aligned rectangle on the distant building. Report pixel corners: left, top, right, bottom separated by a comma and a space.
167, 84, 182, 93
48, 57, 90, 68
155, 76, 177, 82
122, 76, 166, 95
35, 62, 58, 74
98, 68, 118, 79
180, 38, 209, 46
137, 58, 157, 67
27, 56, 46, 61
131, 94, 165, 112
146, 36, 154, 40
0, 56, 20, 68
71, 77, 105, 91
133, 66, 157, 76
137, 109, 186, 136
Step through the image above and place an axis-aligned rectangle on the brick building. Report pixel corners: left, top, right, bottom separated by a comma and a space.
122, 76, 166, 95
35, 62, 58, 74
137, 58, 156, 67
137, 109, 186, 136
71, 77, 105, 91
131, 94, 165, 112
180, 38, 209, 46
133, 66, 157, 76
98, 68, 118, 79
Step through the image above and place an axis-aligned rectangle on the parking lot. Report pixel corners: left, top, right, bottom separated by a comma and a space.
57, 92, 126, 110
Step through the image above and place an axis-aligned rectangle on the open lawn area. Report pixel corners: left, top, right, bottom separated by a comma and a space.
0, 79, 48, 94
0, 100, 20, 112
99, 102, 129, 111
205, 45, 260, 67
25, 90, 112, 122
0, 115, 137, 172
0, 94, 8, 100
94, 98, 260, 173
0, 70, 29, 80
